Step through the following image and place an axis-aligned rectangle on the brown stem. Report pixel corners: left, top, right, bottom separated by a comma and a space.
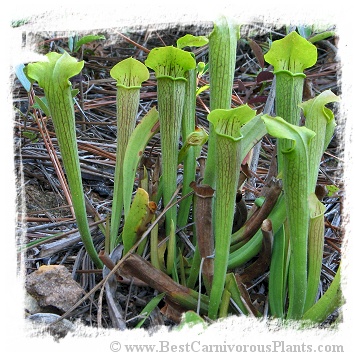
98, 250, 121, 280
119, 254, 208, 313
239, 219, 273, 286
234, 274, 260, 317
196, 156, 206, 181
98, 250, 148, 287
232, 190, 248, 232
190, 181, 215, 292
160, 301, 185, 324
231, 178, 282, 245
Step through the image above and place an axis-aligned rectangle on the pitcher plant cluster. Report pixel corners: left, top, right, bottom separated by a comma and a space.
22, 19, 342, 327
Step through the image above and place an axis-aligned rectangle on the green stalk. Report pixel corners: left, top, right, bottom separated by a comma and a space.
186, 245, 201, 289
27, 52, 102, 268
228, 233, 263, 269
145, 46, 196, 241
178, 248, 187, 286
207, 105, 256, 320
264, 31, 317, 171
208, 17, 239, 110
177, 68, 197, 229
109, 58, 149, 250
225, 273, 249, 315
176, 35, 209, 228
149, 215, 161, 270
302, 266, 342, 323
203, 16, 240, 187
308, 31, 336, 44
219, 289, 231, 319
268, 224, 289, 318
262, 114, 315, 319
166, 219, 176, 276
304, 193, 326, 311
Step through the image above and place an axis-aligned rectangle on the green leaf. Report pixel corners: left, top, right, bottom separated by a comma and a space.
74, 34, 106, 52
225, 273, 250, 315
297, 25, 313, 39
110, 57, 149, 88
22, 131, 38, 143
309, 31, 336, 44
71, 88, 80, 97
52, 51, 84, 85
33, 96, 50, 117
228, 232, 263, 269
261, 114, 315, 154
177, 34, 209, 49
175, 311, 207, 330
135, 293, 166, 328
123, 107, 159, 216
208, 16, 240, 111
240, 114, 267, 160
145, 46, 196, 79
264, 31, 317, 73
196, 84, 210, 96
326, 184, 339, 197
122, 188, 155, 254
33, 91, 78, 118
15, 64, 31, 92
68, 34, 77, 52
300, 89, 339, 125
219, 289, 232, 318
300, 90, 339, 191
11, 18, 30, 28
